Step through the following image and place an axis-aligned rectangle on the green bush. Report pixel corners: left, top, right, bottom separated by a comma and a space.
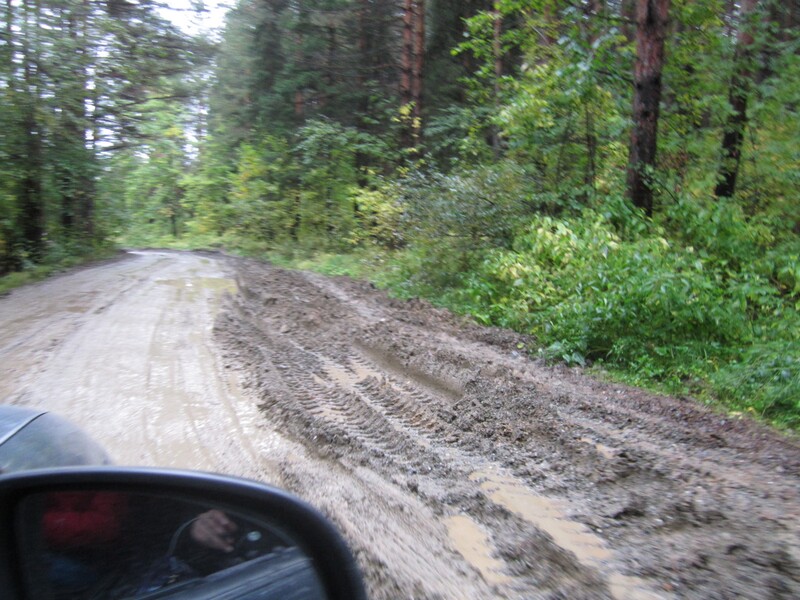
714, 339, 800, 428
462, 213, 750, 369
389, 163, 533, 295
395, 201, 798, 426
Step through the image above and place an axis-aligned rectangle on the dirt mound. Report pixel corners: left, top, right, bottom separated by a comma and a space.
215, 259, 800, 599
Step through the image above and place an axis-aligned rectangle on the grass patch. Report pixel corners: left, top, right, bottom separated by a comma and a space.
0, 247, 118, 295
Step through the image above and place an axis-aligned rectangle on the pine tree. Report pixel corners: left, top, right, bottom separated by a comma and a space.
626, 0, 671, 216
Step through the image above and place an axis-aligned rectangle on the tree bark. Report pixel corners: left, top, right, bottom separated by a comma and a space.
400, 0, 424, 148
490, 7, 503, 158
20, 0, 45, 259
411, 0, 425, 129
626, 0, 671, 217
400, 0, 413, 110
715, 0, 759, 199
292, 2, 306, 120
400, 0, 414, 148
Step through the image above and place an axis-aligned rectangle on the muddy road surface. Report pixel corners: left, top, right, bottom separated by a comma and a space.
0, 251, 274, 478
2, 251, 799, 599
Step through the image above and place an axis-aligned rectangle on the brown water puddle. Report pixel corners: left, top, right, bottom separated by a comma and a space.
470, 469, 667, 599
445, 515, 512, 586
157, 277, 237, 307
580, 436, 617, 459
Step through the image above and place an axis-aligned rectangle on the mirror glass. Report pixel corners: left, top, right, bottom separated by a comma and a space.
14, 490, 328, 600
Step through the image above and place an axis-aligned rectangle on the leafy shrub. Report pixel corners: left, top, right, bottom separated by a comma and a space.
392, 162, 533, 295
714, 339, 800, 428
444, 207, 792, 396
348, 185, 404, 250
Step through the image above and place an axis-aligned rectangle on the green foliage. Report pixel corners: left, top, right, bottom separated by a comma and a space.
389, 163, 532, 295
1, 0, 208, 274
181, 139, 235, 237
227, 137, 297, 242
294, 119, 361, 248
713, 339, 800, 428
348, 185, 404, 249
386, 194, 798, 426
10, 0, 798, 428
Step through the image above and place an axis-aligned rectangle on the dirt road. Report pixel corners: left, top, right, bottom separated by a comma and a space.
2, 251, 798, 599
0, 250, 296, 483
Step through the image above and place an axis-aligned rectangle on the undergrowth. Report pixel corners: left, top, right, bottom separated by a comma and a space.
0, 243, 118, 295
283, 187, 799, 430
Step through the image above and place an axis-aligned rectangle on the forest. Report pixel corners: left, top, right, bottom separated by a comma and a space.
1, 1, 798, 428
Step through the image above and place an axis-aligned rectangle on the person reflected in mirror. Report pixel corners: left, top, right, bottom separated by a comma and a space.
188, 509, 238, 553
41, 491, 128, 596
34, 493, 287, 599
134, 508, 241, 592
171, 508, 284, 576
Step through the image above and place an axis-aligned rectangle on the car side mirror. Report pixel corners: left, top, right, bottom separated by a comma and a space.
0, 468, 367, 600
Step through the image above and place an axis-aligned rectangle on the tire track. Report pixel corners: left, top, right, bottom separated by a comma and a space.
219, 269, 675, 599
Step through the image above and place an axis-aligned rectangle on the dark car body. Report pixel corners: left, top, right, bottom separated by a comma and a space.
0, 405, 110, 474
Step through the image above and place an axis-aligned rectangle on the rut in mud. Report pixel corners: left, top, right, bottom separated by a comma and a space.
215, 258, 800, 600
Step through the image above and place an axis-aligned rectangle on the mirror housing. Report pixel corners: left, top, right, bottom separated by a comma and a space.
0, 468, 366, 600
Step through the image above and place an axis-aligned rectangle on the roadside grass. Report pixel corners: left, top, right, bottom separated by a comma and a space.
0, 247, 118, 295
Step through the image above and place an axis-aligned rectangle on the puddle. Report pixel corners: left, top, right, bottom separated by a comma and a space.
472, 470, 612, 562
445, 515, 512, 585
471, 470, 666, 599
580, 436, 617, 459
156, 277, 237, 311
356, 341, 463, 403
323, 361, 363, 389
158, 277, 237, 294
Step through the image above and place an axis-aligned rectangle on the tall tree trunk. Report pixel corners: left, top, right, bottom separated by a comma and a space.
21, 108, 44, 259
626, 0, 671, 217
354, 0, 371, 179
400, 0, 414, 146
58, 0, 95, 239
292, 3, 306, 120
322, 16, 336, 110
60, 4, 79, 233
584, 105, 597, 192
490, 7, 503, 158
400, 0, 424, 148
78, 0, 94, 238
357, 0, 369, 104
715, 0, 759, 199
583, 0, 604, 194
20, 0, 45, 259
411, 0, 425, 135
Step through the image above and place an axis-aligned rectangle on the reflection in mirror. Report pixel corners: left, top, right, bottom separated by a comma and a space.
15, 491, 328, 599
